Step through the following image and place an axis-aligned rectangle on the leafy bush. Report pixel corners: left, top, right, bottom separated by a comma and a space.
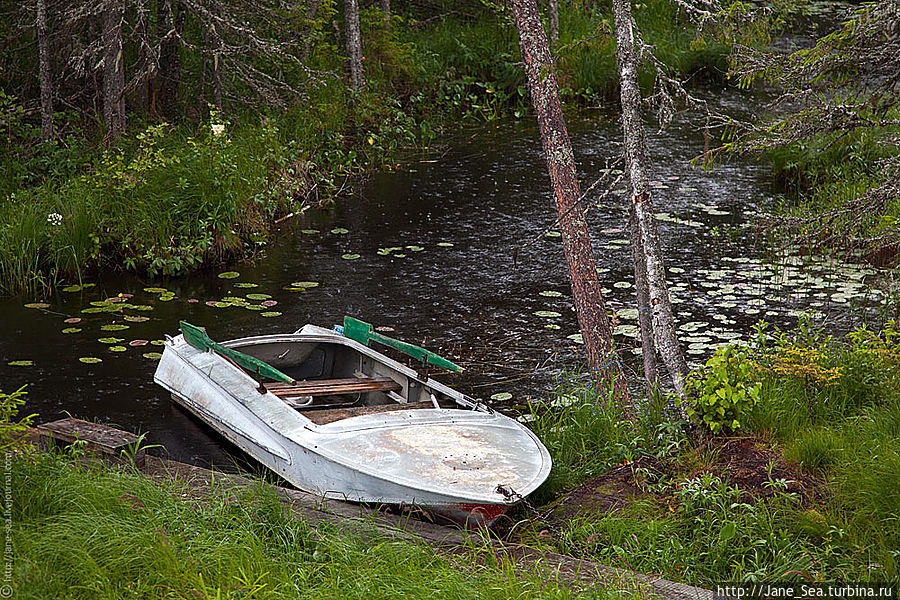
0, 386, 35, 451
686, 345, 761, 434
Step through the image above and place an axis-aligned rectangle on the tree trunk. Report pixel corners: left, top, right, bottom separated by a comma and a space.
211, 24, 223, 113
381, 0, 390, 25
630, 210, 658, 389
135, 0, 151, 114
36, 0, 54, 142
344, 0, 363, 92
511, 0, 631, 410
548, 0, 559, 46
612, 0, 689, 416
102, 0, 126, 141
156, 0, 184, 120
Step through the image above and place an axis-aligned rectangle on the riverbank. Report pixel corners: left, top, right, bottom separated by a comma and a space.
0, 2, 730, 296
522, 321, 900, 582
7, 321, 899, 595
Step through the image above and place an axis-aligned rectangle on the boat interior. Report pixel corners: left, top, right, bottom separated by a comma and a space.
228, 338, 461, 425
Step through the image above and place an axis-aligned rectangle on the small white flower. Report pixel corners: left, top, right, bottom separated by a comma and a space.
47, 213, 63, 226
211, 124, 225, 137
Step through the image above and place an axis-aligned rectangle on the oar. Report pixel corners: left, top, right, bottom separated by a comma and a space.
180, 321, 296, 385
342, 316, 464, 373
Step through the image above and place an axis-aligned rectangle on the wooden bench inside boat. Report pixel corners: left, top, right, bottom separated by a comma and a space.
302, 401, 435, 425
264, 376, 402, 398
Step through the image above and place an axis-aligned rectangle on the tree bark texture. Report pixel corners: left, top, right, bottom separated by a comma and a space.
211, 24, 223, 113
156, 0, 184, 119
36, 0, 54, 142
548, 0, 559, 45
135, 0, 151, 114
381, 0, 390, 25
511, 0, 630, 408
344, 0, 364, 92
102, 0, 126, 141
612, 0, 689, 414
630, 211, 658, 389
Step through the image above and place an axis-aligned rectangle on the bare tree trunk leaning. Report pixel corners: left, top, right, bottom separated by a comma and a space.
36, 0, 54, 142
511, 0, 631, 411
612, 0, 689, 416
344, 0, 364, 92
548, 0, 559, 46
102, 0, 126, 141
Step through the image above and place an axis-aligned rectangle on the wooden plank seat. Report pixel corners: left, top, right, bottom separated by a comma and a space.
303, 401, 434, 426
265, 377, 402, 398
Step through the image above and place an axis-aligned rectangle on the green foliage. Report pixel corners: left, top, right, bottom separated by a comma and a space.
686, 345, 761, 434
0, 386, 35, 451
12, 451, 618, 599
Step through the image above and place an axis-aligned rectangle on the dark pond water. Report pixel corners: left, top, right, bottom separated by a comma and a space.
0, 87, 888, 468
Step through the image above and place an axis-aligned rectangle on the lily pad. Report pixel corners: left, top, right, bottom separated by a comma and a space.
534, 310, 561, 318
124, 315, 150, 322
289, 281, 319, 289
393, 253, 407, 258
261, 311, 282, 318
490, 392, 513, 401
150, 340, 165, 346
100, 324, 130, 331
98, 337, 125, 344
62, 284, 86, 292
158, 294, 175, 302
108, 346, 127, 352
436, 242, 454, 247
218, 271, 240, 279
132, 305, 153, 311
24, 302, 50, 309
129, 340, 149, 346
64, 317, 82, 324
544, 324, 561, 330
261, 300, 278, 307
341, 253, 361, 260
81, 307, 106, 314
234, 282, 259, 288
142, 352, 163, 360
244, 305, 266, 311
78, 357, 102, 364
61, 327, 82, 334
406, 245, 425, 252
245, 293, 272, 301
545, 231, 561, 238
539, 290, 564, 297
566, 333, 584, 344
331, 227, 349, 234
143, 287, 168, 293
301, 229, 320, 234
8, 360, 33, 366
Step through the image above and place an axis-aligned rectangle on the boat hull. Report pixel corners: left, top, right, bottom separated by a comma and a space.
154, 327, 551, 526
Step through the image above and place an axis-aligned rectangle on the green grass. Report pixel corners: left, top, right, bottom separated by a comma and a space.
522, 322, 900, 584
12, 450, 630, 600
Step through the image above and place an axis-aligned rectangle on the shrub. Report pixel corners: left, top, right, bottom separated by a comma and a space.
686, 345, 761, 434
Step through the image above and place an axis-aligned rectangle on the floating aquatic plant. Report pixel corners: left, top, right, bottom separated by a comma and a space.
143, 287, 168, 293
539, 290, 564, 297
261, 312, 282, 317
7, 360, 33, 366
566, 333, 584, 344
100, 324, 129, 331
61, 328, 82, 334
63, 317, 81, 324
436, 242, 454, 247
331, 227, 349, 234
108, 346, 127, 352
218, 271, 240, 279
301, 229, 320, 234
142, 352, 163, 360
24, 302, 50, 309
341, 253, 361, 260
245, 293, 271, 301
234, 282, 259, 288
490, 392, 512, 401
534, 310, 561, 318
98, 337, 124, 344
129, 340, 149, 346
78, 357, 102, 364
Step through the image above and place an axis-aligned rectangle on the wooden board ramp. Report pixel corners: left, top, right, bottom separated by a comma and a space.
36, 418, 146, 468
28, 422, 712, 599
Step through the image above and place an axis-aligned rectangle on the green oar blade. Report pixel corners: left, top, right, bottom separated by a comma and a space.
342, 316, 463, 373
180, 321, 294, 384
